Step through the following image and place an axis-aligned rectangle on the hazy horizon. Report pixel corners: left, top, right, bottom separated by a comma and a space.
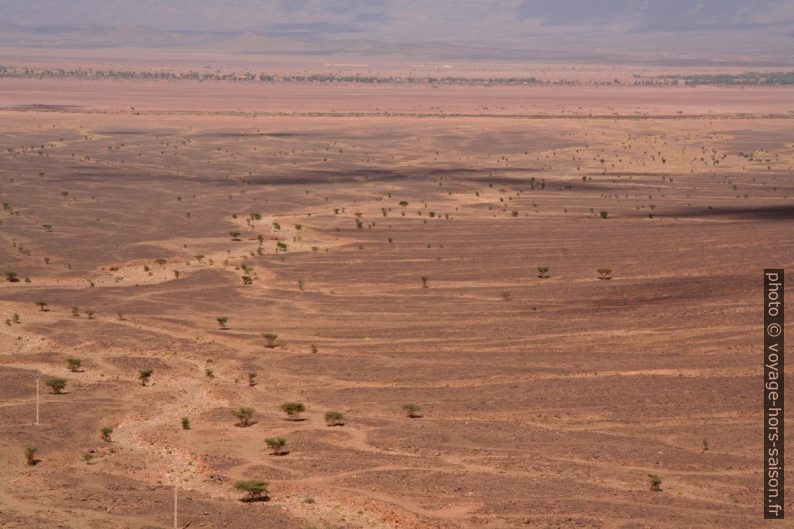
1, 0, 793, 65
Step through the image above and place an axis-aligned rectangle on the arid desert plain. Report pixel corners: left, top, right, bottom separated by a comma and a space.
0, 56, 793, 529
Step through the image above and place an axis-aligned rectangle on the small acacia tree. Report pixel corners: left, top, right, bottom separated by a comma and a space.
280, 402, 305, 421
100, 426, 113, 442
25, 446, 38, 466
596, 268, 613, 280
234, 480, 268, 502
402, 403, 422, 418
182, 417, 191, 430
35, 300, 48, 311
67, 358, 82, 372
325, 411, 345, 426
648, 474, 662, 492
46, 377, 67, 394
139, 368, 153, 386
265, 437, 287, 455
262, 332, 278, 348
536, 266, 550, 279
217, 316, 229, 330
233, 407, 255, 427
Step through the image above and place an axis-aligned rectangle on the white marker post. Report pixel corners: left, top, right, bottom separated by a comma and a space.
173, 469, 178, 529
35, 373, 40, 425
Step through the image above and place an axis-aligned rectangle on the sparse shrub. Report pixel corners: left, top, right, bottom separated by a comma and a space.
648, 474, 662, 491
139, 368, 153, 386
402, 403, 422, 418
100, 426, 113, 442
310, 344, 318, 354
5, 270, 19, 282
234, 480, 268, 502
536, 266, 550, 278
46, 377, 67, 394
25, 446, 38, 466
325, 411, 345, 426
233, 407, 255, 427
182, 417, 191, 430
280, 402, 305, 420
248, 372, 257, 386
596, 268, 613, 280
217, 316, 229, 330
599, 211, 608, 219
262, 332, 278, 348
67, 358, 82, 372
421, 276, 428, 288
265, 437, 287, 455
702, 438, 709, 450
205, 367, 215, 380
230, 231, 241, 241
501, 291, 512, 301
82, 451, 94, 465
35, 300, 48, 311
86, 310, 96, 319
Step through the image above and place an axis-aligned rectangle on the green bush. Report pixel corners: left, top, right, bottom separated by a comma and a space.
25, 446, 38, 466
265, 437, 287, 455
324, 411, 345, 426
233, 407, 255, 427
402, 403, 422, 418
234, 480, 268, 501
139, 368, 153, 386
100, 426, 113, 442
280, 402, 305, 420
46, 377, 67, 394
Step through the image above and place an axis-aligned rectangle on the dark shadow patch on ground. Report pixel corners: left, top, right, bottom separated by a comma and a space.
658, 205, 794, 220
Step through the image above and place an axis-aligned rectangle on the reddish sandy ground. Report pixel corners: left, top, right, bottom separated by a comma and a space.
0, 66, 792, 529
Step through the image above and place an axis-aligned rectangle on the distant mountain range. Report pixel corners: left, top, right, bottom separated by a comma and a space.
1, 1, 793, 65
